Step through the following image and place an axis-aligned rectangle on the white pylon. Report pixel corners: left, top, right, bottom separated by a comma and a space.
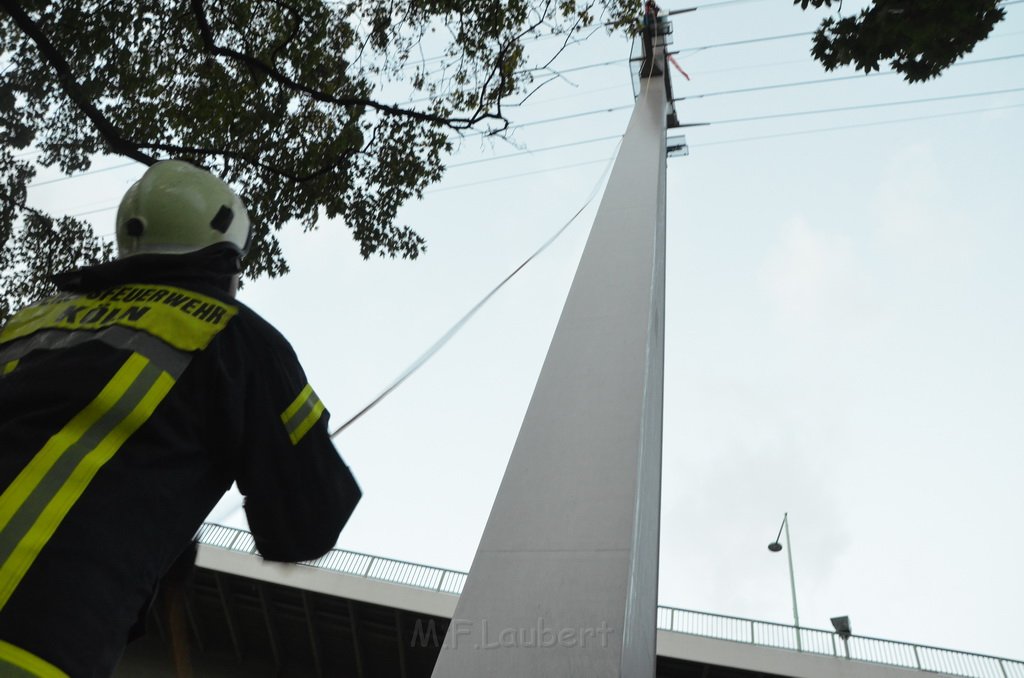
431, 27, 672, 678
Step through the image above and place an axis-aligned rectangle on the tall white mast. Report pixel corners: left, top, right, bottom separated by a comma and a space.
432, 15, 677, 677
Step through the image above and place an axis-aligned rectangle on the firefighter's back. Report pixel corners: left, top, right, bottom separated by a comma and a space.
0, 161, 360, 676
0, 281, 242, 675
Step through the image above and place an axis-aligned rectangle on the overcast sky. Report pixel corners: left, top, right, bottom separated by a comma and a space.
24, 0, 1024, 664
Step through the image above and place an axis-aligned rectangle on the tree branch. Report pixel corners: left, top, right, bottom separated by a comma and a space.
0, 0, 158, 166
189, 0, 506, 130
262, 0, 304, 62
1, 1, 372, 184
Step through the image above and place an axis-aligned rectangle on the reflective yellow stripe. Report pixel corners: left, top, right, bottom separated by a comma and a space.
0, 640, 69, 677
280, 384, 325, 445
0, 354, 176, 611
2, 360, 18, 375
0, 284, 236, 352
281, 384, 314, 424
0, 354, 148, 532
290, 399, 326, 445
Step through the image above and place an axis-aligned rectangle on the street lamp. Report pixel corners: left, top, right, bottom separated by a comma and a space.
768, 512, 801, 650
831, 616, 852, 658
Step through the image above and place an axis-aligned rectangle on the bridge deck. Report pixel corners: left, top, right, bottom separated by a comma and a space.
115, 525, 1023, 678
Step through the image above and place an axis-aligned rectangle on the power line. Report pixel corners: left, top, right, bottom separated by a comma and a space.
43, 84, 1024, 194
28, 162, 137, 189
509, 104, 634, 130
448, 88, 1023, 161
466, 24, 1024, 111
70, 205, 117, 218
516, 26, 1021, 104
693, 102, 1024, 148
525, 31, 815, 78
682, 31, 814, 55
527, 25, 1021, 85
525, 27, 827, 79
505, 83, 629, 109
34, 55, 1024, 182
675, 52, 1024, 101
677, 0, 772, 10
447, 135, 622, 168
27, 45, 1024, 189
689, 57, 809, 76
506, 53, 1024, 130
539, 30, 1024, 82
529, 57, 629, 76
452, 105, 1024, 182
33, 134, 624, 194
427, 158, 612, 193
702, 86, 1024, 125
65, 157, 615, 217
37, 101, 1024, 217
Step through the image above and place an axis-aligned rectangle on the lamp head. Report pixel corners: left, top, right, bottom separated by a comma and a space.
768, 542, 783, 552
831, 616, 852, 640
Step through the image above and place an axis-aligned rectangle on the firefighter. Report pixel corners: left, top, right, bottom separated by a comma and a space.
0, 160, 361, 676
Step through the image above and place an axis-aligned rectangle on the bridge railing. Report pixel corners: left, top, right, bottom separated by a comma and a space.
196, 523, 468, 594
657, 606, 1024, 678
197, 524, 1021, 678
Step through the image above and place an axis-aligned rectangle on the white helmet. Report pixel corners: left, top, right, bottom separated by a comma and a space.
116, 160, 251, 259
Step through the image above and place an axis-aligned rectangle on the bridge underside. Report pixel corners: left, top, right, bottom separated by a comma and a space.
116, 565, 783, 678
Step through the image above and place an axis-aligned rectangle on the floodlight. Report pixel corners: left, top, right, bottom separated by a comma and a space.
831, 616, 852, 640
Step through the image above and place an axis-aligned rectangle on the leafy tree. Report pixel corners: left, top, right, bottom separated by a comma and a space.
0, 0, 633, 322
796, 0, 1006, 82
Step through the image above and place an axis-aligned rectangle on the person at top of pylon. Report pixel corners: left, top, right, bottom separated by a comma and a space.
0, 159, 361, 677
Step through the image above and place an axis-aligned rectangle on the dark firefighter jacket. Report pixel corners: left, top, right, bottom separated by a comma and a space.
0, 249, 361, 677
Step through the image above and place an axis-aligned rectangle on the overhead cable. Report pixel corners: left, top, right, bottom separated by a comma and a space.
503, 54, 1024, 130
675, 52, 1024, 101
693, 102, 1024, 148
447, 135, 622, 167
28, 161, 136, 189
329, 145, 621, 438
703, 86, 1024, 125
70, 205, 116, 218
684, 31, 814, 54
429, 158, 613, 192
525, 32, 811, 78
508, 104, 634, 130
37, 78, 1024, 195
46, 101, 1024, 222
683, 0, 772, 8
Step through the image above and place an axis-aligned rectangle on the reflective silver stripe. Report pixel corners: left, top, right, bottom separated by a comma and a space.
0, 326, 191, 378
281, 385, 326, 445
285, 392, 319, 435
0, 353, 177, 611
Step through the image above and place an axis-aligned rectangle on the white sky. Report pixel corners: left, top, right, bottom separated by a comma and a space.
24, 0, 1024, 663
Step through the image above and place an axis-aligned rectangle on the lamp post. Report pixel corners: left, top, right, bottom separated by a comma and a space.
768, 512, 801, 651
831, 616, 852, 658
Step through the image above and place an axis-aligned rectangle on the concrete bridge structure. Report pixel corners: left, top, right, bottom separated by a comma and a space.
116, 525, 1024, 678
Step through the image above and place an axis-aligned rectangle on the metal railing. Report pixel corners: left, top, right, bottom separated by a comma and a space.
656, 606, 1024, 678
197, 523, 1022, 678
196, 523, 468, 595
